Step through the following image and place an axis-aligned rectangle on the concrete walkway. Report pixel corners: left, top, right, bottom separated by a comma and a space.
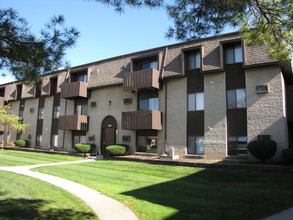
0, 159, 138, 220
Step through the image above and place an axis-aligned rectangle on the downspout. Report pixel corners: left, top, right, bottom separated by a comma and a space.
161, 47, 168, 154
62, 68, 70, 148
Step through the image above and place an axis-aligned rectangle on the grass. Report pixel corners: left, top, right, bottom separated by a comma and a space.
0, 170, 98, 220
34, 160, 293, 220
0, 150, 82, 166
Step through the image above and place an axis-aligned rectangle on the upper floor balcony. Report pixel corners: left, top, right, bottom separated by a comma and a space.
58, 115, 88, 131
122, 110, 162, 130
123, 69, 160, 92
61, 81, 88, 99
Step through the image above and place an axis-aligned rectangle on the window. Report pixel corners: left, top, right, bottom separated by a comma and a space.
188, 93, 204, 111
139, 97, 158, 111
38, 108, 44, 119
228, 136, 247, 156
53, 106, 60, 118
75, 104, 88, 115
19, 110, 24, 118
76, 74, 87, 82
0, 134, 3, 144
141, 61, 158, 70
137, 130, 158, 153
225, 45, 243, 64
16, 133, 22, 141
187, 136, 204, 155
51, 135, 58, 147
227, 89, 246, 109
187, 51, 201, 70
36, 135, 42, 147
73, 135, 86, 145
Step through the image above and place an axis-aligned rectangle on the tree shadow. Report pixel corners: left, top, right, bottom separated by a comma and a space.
122, 168, 293, 220
0, 197, 96, 220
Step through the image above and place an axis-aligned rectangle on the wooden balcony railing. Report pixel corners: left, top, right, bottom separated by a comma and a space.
122, 110, 162, 130
61, 81, 88, 99
123, 69, 160, 92
58, 115, 88, 131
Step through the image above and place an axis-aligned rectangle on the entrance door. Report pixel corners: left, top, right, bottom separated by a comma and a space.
101, 116, 117, 155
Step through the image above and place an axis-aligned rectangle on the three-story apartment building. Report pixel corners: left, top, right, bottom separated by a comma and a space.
1, 32, 292, 161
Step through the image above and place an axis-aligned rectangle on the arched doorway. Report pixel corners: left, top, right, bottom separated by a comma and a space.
101, 116, 117, 155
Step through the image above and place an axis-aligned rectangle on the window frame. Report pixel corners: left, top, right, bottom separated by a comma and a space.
188, 92, 204, 111
228, 136, 247, 156
38, 107, 44, 119
186, 51, 201, 70
36, 135, 42, 147
53, 106, 60, 119
225, 44, 243, 64
227, 89, 246, 109
187, 136, 204, 155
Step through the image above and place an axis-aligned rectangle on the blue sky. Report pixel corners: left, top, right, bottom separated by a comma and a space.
1, 0, 236, 83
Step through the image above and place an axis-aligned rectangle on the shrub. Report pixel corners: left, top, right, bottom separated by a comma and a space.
74, 143, 91, 153
247, 140, 277, 162
74, 143, 96, 153
282, 148, 293, 163
105, 145, 127, 156
117, 144, 129, 153
14, 140, 26, 147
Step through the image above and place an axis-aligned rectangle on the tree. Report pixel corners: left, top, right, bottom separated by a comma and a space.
93, 0, 292, 62
0, 8, 79, 83
0, 105, 29, 149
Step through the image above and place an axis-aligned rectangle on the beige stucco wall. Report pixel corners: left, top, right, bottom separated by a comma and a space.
88, 86, 137, 154
22, 99, 38, 147
41, 96, 54, 149
164, 77, 187, 156
246, 66, 288, 161
204, 72, 227, 159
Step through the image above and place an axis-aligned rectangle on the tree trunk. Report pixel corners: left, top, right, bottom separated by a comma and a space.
2, 127, 8, 150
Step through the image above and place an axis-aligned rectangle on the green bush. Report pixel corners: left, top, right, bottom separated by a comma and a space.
247, 140, 277, 162
105, 145, 127, 156
74, 143, 96, 153
118, 144, 129, 153
282, 148, 293, 163
14, 140, 26, 147
74, 143, 91, 153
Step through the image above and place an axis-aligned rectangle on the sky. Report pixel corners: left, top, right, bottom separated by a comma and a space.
1, 0, 236, 84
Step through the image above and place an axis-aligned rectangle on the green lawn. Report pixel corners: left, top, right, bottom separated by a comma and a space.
0, 170, 98, 220
34, 160, 293, 220
0, 150, 82, 166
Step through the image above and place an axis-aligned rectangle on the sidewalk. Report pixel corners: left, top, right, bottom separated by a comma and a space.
0, 159, 138, 220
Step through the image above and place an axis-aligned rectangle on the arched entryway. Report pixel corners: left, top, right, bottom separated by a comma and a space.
101, 116, 117, 155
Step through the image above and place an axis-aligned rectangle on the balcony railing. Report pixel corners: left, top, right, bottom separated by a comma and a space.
58, 115, 88, 131
61, 81, 88, 99
122, 110, 162, 130
123, 69, 160, 92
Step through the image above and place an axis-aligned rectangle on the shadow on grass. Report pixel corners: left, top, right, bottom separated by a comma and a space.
0, 197, 96, 220
122, 168, 293, 220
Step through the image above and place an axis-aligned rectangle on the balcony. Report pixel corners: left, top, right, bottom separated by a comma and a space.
122, 110, 162, 130
61, 81, 88, 99
123, 69, 160, 92
58, 115, 88, 131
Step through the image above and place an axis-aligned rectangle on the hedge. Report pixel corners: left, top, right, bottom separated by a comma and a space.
247, 140, 277, 162
105, 145, 127, 156
74, 143, 96, 153
282, 148, 293, 163
14, 139, 29, 147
